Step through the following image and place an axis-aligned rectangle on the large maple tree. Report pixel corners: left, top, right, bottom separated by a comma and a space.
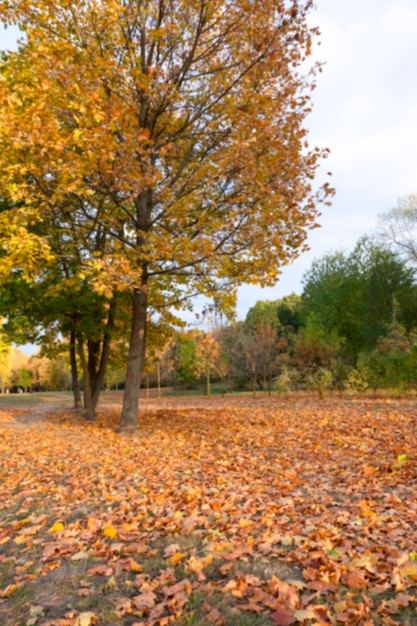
0, 0, 332, 430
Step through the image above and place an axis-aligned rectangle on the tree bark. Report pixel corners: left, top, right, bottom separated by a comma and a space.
157, 361, 161, 399
69, 330, 82, 409
118, 287, 148, 431
91, 296, 117, 409
77, 336, 95, 421
206, 365, 211, 397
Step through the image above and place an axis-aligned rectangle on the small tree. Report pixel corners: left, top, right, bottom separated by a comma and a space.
292, 318, 343, 396
215, 322, 246, 393
194, 333, 224, 397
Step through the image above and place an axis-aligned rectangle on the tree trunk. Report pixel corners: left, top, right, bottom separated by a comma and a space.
206, 365, 211, 397
157, 361, 161, 399
69, 330, 82, 409
118, 287, 148, 432
90, 296, 117, 410
78, 336, 95, 421
267, 365, 271, 397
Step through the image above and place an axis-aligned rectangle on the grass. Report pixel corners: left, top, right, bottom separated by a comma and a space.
0, 391, 74, 407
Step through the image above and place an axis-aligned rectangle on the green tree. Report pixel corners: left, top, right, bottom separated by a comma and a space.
0, 265, 119, 417
357, 319, 417, 393
302, 238, 417, 362
245, 294, 304, 336
245, 301, 282, 332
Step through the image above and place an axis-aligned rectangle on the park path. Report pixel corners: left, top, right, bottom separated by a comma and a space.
0, 402, 71, 429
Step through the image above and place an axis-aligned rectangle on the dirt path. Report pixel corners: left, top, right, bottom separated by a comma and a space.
0, 403, 70, 429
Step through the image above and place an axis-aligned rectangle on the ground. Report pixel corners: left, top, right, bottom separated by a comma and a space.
0, 392, 416, 625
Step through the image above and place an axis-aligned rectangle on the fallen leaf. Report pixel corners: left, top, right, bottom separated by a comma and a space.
73, 612, 97, 626
271, 608, 296, 626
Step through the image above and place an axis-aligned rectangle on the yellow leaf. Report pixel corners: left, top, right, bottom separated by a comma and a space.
400, 564, 417, 578
103, 526, 117, 538
50, 522, 64, 533
238, 518, 251, 528
73, 128, 82, 143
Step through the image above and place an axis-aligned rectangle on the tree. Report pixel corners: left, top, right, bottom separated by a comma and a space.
378, 193, 417, 265
31, 354, 72, 391
194, 332, 224, 397
0, 262, 119, 417
214, 322, 246, 392
245, 294, 304, 337
242, 323, 281, 396
356, 319, 417, 394
0, 332, 12, 393
302, 238, 417, 362
245, 301, 282, 332
0, 0, 332, 430
7, 347, 32, 392
246, 323, 281, 395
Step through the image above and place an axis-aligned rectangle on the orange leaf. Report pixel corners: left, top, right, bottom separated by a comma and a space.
169, 551, 185, 565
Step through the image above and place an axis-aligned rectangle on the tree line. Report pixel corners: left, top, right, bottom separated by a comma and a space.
142, 222, 417, 398
5, 195, 417, 399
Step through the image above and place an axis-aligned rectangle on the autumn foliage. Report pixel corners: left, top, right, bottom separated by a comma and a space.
0, 0, 333, 429
0, 395, 416, 625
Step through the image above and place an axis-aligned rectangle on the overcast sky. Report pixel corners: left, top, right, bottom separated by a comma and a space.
2, 0, 417, 325
236, 0, 417, 317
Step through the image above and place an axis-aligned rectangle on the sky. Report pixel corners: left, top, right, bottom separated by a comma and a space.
235, 0, 417, 317
1, 0, 417, 329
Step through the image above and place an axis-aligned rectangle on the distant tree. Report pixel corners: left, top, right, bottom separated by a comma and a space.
245, 301, 282, 332
292, 317, 341, 377
194, 333, 225, 397
357, 319, 417, 393
215, 322, 246, 392
17, 367, 33, 392
276, 294, 305, 337
378, 193, 417, 265
243, 323, 280, 396
172, 331, 199, 389
302, 238, 417, 362
31, 355, 71, 391
245, 294, 304, 337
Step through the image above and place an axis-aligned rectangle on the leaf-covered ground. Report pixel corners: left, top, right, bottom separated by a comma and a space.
0, 395, 416, 626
